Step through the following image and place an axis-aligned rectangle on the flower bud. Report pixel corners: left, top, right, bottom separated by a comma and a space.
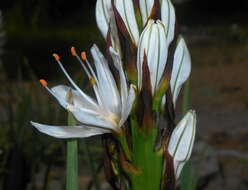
137, 19, 169, 94
168, 110, 196, 179
96, 0, 140, 45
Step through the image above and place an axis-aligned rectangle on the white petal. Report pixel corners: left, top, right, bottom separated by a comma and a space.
49, 85, 117, 130
161, 0, 176, 44
109, 47, 128, 111
51, 85, 98, 112
31, 121, 110, 139
171, 37, 191, 105
96, 0, 112, 39
139, 0, 154, 25
168, 110, 196, 162
91, 45, 121, 114
115, 0, 140, 45
119, 84, 136, 126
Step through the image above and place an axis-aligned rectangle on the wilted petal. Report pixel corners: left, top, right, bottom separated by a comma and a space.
96, 0, 112, 39
138, 19, 168, 94
171, 37, 191, 105
161, 0, 176, 44
91, 45, 121, 115
168, 110, 196, 179
31, 121, 110, 139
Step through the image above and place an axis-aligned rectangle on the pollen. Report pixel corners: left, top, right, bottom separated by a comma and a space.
71, 46, 77, 56
39, 79, 47, 87
89, 77, 96, 86
52, 53, 60, 61
81, 52, 87, 61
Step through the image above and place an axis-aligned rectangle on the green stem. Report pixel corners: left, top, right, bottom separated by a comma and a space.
118, 134, 132, 161
131, 119, 163, 190
66, 113, 78, 190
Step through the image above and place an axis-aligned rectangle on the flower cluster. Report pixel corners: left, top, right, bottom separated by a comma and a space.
31, 0, 196, 188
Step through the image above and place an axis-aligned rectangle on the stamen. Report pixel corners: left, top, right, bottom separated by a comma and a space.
39, 79, 47, 87
52, 53, 97, 108
53, 53, 60, 61
71, 46, 78, 57
81, 52, 87, 61
80, 51, 98, 83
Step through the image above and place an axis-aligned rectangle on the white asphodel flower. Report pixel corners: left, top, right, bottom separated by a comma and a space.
96, 0, 175, 46
137, 19, 169, 94
96, 0, 139, 45
168, 110, 197, 179
31, 45, 136, 138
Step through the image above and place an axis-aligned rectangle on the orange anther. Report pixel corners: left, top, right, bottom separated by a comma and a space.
81, 52, 87, 61
53, 53, 60, 61
39, 79, 47, 87
71, 46, 77, 56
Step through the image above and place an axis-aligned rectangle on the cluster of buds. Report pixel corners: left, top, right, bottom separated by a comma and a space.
31, 0, 196, 189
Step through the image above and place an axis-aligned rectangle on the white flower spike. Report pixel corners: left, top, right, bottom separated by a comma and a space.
31, 46, 136, 138
137, 19, 168, 94
168, 110, 197, 179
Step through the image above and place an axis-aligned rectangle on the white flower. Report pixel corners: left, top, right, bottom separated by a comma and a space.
31, 45, 136, 138
137, 19, 169, 94
96, 0, 176, 45
168, 110, 196, 179
96, 0, 139, 45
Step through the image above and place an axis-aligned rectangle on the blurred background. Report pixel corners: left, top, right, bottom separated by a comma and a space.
0, 0, 247, 189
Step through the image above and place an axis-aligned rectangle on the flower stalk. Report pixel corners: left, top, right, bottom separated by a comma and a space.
66, 112, 78, 190
31, 0, 197, 189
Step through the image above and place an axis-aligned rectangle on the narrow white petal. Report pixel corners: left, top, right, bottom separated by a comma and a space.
31, 121, 110, 139
171, 37, 191, 105
119, 84, 136, 126
91, 45, 121, 114
96, 0, 112, 39
139, 0, 154, 25
161, 0, 176, 44
115, 0, 140, 45
109, 47, 128, 111
49, 85, 117, 130
51, 85, 98, 112
69, 106, 117, 130
168, 110, 196, 161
